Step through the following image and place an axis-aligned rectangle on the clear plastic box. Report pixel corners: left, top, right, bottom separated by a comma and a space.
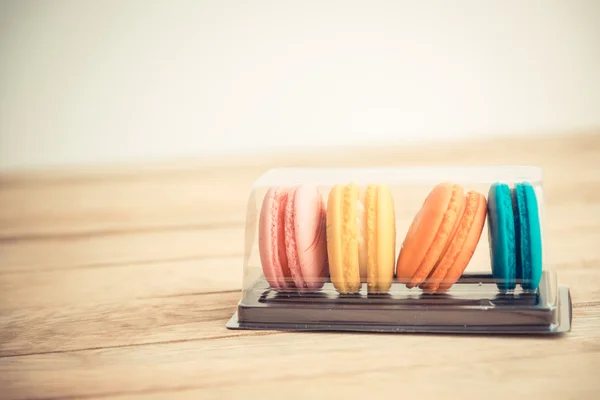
226, 166, 572, 334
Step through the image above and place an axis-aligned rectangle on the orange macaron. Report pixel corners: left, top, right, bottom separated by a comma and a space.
396, 182, 487, 294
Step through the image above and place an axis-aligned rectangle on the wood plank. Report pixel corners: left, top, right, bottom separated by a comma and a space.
0, 226, 245, 272
0, 266, 596, 358
1, 308, 598, 399
0, 171, 253, 238
111, 352, 600, 400
0, 291, 243, 357
0, 257, 243, 310
1, 133, 599, 239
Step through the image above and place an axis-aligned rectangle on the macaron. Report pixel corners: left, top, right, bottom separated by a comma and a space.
396, 183, 487, 293
488, 182, 542, 291
258, 185, 328, 291
487, 183, 516, 290
326, 183, 396, 294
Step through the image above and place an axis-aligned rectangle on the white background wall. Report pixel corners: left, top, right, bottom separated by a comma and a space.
1, 0, 599, 170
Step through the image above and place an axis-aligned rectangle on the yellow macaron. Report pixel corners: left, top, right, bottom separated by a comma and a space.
326, 182, 396, 294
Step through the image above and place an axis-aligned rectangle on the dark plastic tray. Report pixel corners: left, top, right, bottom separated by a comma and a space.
226, 272, 572, 334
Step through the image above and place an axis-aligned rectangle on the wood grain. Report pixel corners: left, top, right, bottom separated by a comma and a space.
1, 133, 599, 400
0, 257, 243, 310
0, 227, 244, 272
1, 315, 599, 399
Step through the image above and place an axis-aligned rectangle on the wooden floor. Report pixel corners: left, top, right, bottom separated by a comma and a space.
1, 133, 599, 399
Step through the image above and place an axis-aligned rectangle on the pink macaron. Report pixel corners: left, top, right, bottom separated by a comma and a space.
258, 185, 328, 291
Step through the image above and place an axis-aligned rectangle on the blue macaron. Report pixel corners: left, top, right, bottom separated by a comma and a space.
514, 182, 542, 290
487, 182, 542, 291
487, 183, 517, 290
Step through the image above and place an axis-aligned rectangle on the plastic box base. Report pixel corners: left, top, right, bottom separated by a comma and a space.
226, 272, 572, 335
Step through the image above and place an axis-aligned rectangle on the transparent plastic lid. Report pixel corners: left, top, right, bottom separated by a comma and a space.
227, 166, 571, 335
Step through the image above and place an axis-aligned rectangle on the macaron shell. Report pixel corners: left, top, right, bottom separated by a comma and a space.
517, 182, 543, 290
406, 183, 465, 288
422, 191, 487, 293
368, 184, 395, 293
284, 187, 305, 288
292, 185, 328, 290
510, 187, 529, 282
366, 185, 378, 289
488, 183, 517, 290
327, 184, 361, 294
396, 183, 456, 283
528, 185, 543, 291
341, 183, 361, 293
258, 187, 293, 289
439, 196, 467, 263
